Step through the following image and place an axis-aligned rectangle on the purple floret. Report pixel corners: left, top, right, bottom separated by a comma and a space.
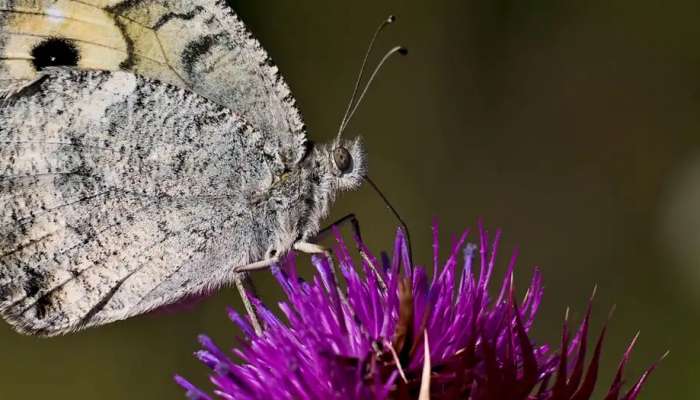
176, 222, 661, 400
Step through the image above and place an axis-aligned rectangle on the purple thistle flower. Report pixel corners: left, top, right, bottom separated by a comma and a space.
176, 222, 662, 399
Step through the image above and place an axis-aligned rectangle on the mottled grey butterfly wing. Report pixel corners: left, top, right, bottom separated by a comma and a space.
0, 0, 369, 336
0, 0, 306, 162
0, 68, 297, 335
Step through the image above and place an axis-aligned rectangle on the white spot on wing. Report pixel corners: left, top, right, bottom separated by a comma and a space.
46, 6, 65, 23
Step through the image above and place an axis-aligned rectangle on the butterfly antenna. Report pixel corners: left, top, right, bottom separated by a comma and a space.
364, 176, 413, 264
339, 46, 408, 138
336, 15, 400, 142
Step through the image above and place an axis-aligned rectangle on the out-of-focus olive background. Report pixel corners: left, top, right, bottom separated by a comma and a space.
2, 0, 699, 398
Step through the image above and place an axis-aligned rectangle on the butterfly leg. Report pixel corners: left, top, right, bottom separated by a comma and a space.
233, 256, 280, 272
233, 274, 263, 336
232, 244, 331, 336
292, 241, 361, 307
315, 213, 363, 243
232, 255, 280, 336
314, 215, 388, 292
231, 217, 363, 336
293, 241, 330, 255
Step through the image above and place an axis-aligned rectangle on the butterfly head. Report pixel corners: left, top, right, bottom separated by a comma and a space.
328, 137, 366, 190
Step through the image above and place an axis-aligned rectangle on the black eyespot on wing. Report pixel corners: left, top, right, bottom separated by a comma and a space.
333, 147, 352, 173
31, 38, 80, 71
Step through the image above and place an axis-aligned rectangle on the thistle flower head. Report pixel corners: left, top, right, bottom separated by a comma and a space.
176, 223, 661, 399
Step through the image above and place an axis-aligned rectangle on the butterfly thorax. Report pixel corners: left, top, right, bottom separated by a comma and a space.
255, 138, 366, 259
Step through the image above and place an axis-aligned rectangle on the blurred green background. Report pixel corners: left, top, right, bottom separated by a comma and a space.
2, 0, 699, 398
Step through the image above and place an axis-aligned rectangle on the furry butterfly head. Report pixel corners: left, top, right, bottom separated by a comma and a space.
326, 137, 367, 191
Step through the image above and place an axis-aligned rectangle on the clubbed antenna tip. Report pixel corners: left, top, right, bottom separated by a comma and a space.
336, 15, 408, 140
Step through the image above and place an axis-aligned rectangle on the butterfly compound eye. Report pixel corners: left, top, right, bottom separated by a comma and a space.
333, 147, 353, 173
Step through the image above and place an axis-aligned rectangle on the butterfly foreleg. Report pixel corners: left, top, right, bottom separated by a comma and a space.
314, 215, 388, 292
314, 213, 363, 244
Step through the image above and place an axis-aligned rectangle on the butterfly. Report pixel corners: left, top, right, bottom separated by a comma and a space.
0, 0, 405, 336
